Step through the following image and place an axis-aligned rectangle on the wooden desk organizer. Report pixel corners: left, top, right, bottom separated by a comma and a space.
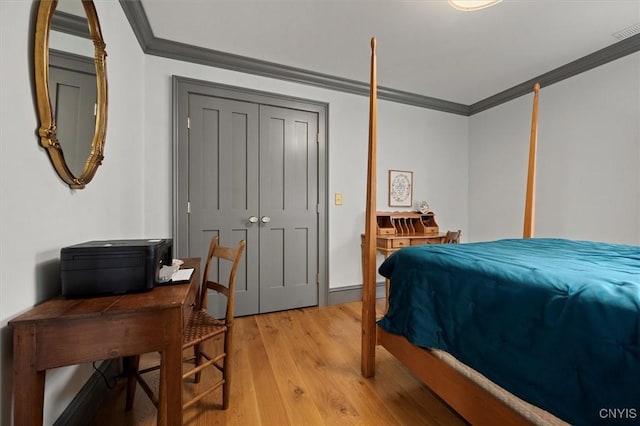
376, 211, 439, 236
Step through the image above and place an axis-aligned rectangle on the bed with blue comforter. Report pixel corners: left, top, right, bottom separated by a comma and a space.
378, 238, 640, 425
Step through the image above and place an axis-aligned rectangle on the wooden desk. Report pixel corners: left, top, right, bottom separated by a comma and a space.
9, 258, 200, 426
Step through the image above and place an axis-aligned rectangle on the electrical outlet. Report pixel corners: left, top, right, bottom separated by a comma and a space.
335, 193, 343, 205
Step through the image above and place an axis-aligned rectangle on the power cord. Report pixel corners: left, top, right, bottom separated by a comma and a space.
92, 361, 117, 389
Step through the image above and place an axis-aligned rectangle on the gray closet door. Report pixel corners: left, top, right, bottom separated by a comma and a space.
187, 95, 319, 316
258, 105, 319, 312
188, 94, 259, 317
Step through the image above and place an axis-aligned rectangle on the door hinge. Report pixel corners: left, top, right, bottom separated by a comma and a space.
187, 117, 191, 129
316, 273, 320, 285
317, 132, 320, 143
316, 204, 320, 214
187, 201, 191, 214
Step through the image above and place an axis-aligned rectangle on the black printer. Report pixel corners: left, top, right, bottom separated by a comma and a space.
60, 239, 173, 298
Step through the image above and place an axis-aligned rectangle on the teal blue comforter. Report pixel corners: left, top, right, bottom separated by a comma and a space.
378, 238, 640, 425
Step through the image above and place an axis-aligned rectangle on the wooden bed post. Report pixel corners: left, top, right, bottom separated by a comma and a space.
523, 82, 540, 239
361, 37, 378, 378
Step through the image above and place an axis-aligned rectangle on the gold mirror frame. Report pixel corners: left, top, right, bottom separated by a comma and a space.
34, 0, 108, 189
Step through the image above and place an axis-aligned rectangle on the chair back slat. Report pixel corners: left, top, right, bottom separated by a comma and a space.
206, 280, 229, 297
199, 237, 246, 319
212, 245, 239, 262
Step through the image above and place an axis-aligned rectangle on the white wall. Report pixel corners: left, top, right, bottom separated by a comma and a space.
469, 52, 640, 244
0, 1, 146, 424
141, 56, 469, 289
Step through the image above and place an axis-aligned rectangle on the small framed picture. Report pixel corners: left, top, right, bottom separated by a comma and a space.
388, 170, 413, 207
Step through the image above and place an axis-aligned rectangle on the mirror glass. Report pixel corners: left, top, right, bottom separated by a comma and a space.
34, 0, 107, 189
50, 1, 96, 178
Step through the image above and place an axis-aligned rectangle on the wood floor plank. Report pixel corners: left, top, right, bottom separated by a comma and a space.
285, 306, 420, 426
260, 309, 373, 425
240, 314, 291, 425
254, 311, 326, 425
316, 304, 453, 425
222, 316, 262, 425
90, 301, 466, 425
337, 303, 467, 425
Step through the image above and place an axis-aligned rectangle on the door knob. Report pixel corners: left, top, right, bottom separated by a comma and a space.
260, 216, 271, 223
248, 216, 258, 223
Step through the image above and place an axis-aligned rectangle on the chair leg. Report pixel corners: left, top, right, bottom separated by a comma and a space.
194, 343, 202, 383
222, 335, 232, 410
123, 355, 140, 410
221, 367, 230, 409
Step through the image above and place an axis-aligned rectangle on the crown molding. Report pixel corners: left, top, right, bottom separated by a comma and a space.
119, 0, 639, 116
150, 37, 471, 115
469, 33, 640, 115
117, 0, 155, 49
119, 0, 469, 115
51, 10, 90, 39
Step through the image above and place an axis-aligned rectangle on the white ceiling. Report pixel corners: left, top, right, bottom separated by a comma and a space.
137, 0, 639, 105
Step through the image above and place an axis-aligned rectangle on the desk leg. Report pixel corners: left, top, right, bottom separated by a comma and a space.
123, 355, 140, 410
158, 310, 183, 426
13, 325, 45, 426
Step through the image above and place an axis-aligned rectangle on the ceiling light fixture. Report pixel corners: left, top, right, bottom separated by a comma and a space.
448, 0, 503, 11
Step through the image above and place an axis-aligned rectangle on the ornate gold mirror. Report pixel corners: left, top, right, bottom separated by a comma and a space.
34, 0, 107, 189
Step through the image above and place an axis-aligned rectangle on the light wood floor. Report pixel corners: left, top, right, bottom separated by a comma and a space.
91, 301, 467, 425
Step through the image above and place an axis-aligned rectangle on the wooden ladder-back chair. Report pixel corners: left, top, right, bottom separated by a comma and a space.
443, 229, 462, 244
127, 236, 246, 412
